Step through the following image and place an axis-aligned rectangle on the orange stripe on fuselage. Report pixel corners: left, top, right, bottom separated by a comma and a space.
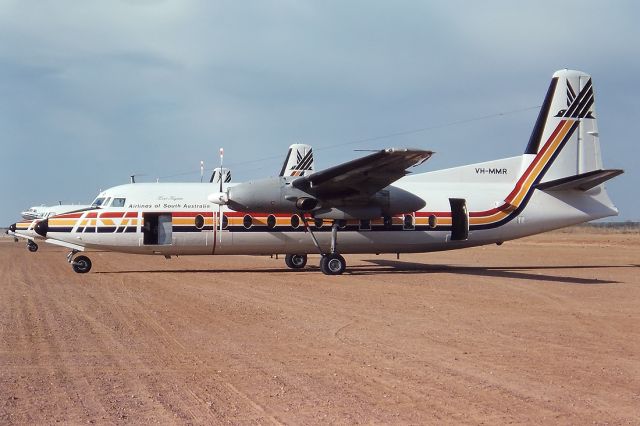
505, 119, 573, 206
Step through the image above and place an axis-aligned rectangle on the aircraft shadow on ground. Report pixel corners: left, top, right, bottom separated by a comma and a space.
351, 259, 628, 284
93, 260, 634, 285
94, 268, 293, 275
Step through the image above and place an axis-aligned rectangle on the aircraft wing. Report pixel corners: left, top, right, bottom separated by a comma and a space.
292, 148, 433, 198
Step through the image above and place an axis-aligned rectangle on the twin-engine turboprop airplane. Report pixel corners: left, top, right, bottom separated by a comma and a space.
32, 70, 622, 275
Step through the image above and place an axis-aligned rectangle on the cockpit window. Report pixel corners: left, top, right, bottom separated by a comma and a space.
111, 198, 126, 208
92, 197, 106, 207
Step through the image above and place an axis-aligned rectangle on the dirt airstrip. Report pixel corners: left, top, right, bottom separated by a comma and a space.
0, 230, 639, 424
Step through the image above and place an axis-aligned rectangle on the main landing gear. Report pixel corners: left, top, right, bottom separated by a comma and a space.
27, 241, 38, 252
285, 254, 307, 269
67, 250, 92, 274
299, 217, 347, 276
319, 253, 346, 275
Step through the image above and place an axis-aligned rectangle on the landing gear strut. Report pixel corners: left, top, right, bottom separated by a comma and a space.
301, 216, 347, 275
67, 249, 92, 274
27, 241, 38, 252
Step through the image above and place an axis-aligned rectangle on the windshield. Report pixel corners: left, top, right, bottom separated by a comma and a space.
92, 197, 106, 207
111, 198, 126, 208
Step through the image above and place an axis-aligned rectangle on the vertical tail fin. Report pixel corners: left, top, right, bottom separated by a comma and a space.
279, 143, 314, 177
210, 167, 231, 184
525, 69, 603, 182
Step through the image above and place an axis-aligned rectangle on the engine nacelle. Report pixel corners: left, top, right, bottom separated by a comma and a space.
227, 177, 316, 213
226, 177, 426, 217
382, 186, 427, 216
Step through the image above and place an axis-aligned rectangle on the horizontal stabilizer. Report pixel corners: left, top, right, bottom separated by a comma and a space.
537, 169, 623, 192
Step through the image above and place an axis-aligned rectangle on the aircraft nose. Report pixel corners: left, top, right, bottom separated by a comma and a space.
8, 223, 16, 233
34, 219, 48, 237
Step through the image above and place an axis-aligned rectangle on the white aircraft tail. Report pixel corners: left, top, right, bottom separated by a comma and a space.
513, 70, 622, 225
279, 144, 314, 177
210, 167, 231, 184
524, 69, 622, 186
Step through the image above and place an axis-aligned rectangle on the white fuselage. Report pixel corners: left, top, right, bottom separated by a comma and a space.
42, 153, 618, 257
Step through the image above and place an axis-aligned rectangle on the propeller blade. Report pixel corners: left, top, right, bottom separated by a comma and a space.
219, 148, 224, 243
219, 205, 223, 243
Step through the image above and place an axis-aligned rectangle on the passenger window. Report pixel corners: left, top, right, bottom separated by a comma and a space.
111, 198, 126, 208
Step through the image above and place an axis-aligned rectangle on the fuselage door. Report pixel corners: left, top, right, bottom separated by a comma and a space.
143, 213, 173, 245
449, 198, 469, 241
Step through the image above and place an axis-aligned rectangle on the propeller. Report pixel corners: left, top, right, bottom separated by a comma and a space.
207, 148, 228, 243
218, 149, 223, 243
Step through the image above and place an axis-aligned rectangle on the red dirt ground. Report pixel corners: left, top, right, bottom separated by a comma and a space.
1, 231, 639, 424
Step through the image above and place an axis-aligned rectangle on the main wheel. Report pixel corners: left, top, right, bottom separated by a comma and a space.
285, 254, 307, 269
72, 255, 92, 274
319, 254, 346, 275
27, 242, 38, 252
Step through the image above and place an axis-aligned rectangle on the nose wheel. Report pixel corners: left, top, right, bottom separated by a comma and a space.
67, 250, 92, 274
71, 255, 92, 274
27, 241, 38, 252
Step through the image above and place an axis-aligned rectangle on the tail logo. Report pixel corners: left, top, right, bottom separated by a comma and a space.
555, 79, 595, 119
289, 149, 313, 176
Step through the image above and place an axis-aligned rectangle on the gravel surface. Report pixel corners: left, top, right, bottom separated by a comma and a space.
0, 232, 638, 424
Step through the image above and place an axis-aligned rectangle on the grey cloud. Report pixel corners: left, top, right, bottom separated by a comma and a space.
0, 1, 638, 223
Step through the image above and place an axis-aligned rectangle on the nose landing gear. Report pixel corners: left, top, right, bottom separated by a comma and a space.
27, 241, 38, 252
67, 250, 92, 273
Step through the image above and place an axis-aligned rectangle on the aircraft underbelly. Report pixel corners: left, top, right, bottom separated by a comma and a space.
213, 230, 466, 255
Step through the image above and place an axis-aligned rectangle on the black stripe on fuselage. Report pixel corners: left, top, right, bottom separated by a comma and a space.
471, 120, 579, 231
50, 227, 74, 233
172, 225, 214, 233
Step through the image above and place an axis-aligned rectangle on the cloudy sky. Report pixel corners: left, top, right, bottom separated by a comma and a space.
1, 0, 638, 224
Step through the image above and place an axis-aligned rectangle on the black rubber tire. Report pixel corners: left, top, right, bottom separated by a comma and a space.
27, 242, 38, 252
285, 254, 307, 269
72, 255, 92, 274
319, 254, 346, 275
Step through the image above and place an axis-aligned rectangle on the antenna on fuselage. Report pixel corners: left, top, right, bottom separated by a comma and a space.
200, 161, 204, 183
130, 173, 147, 184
